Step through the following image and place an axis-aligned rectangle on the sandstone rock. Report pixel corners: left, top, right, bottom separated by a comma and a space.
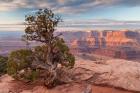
75, 58, 140, 92
60, 30, 140, 60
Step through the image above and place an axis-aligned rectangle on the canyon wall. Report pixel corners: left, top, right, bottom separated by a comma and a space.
1, 30, 140, 60
59, 30, 140, 60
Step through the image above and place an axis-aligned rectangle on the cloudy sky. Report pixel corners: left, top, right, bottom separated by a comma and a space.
0, 0, 140, 24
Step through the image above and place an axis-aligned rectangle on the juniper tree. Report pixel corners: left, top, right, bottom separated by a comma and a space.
22, 9, 75, 86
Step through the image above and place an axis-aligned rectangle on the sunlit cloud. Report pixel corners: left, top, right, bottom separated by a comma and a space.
0, 0, 140, 13
0, 0, 140, 25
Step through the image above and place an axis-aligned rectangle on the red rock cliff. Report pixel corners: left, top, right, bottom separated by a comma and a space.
61, 30, 140, 59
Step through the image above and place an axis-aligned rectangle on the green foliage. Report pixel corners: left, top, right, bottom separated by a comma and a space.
52, 38, 75, 68
6, 8, 75, 88
23, 69, 39, 82
34, 45, 49, 56
0, 56, 8, 74
33, 43, 75, 68
7, 49, 32, 75
23, 9, 75, 87
65, 53, 75, 68
23, 8, 61, 43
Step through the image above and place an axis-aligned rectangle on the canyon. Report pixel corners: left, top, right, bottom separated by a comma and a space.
0, 30, 140, 93
0, 30, 140, 60
59, 30, 140, 60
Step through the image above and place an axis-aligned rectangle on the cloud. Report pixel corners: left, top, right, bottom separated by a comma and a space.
118, 0, 140, 6
0, 0, 140, 14
0, 0, 30, 11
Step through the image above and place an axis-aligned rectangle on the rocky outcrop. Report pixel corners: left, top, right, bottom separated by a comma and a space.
60, 30, 140, 60
0, 56, 139, 93
74, 56, 140, 92
105, 31, 135, 47
61, 30, 139, 48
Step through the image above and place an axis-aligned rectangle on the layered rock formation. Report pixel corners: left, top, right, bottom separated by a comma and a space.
0, 30, 140, 60
60, 30, 140, 60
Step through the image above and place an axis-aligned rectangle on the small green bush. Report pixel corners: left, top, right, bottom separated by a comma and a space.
0, 56, 8, 74
23, 69, 39, 82
7, 49, 33, 75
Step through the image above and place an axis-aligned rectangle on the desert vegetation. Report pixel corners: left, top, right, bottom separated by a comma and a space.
0, 8, 75, 88
0, 56, 8, 75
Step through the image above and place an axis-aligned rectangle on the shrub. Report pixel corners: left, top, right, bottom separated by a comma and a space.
7, 49, 32, 75
0, 56, 8, 74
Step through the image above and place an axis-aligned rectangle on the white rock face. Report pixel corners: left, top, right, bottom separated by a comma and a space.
75, 58, 140, 92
